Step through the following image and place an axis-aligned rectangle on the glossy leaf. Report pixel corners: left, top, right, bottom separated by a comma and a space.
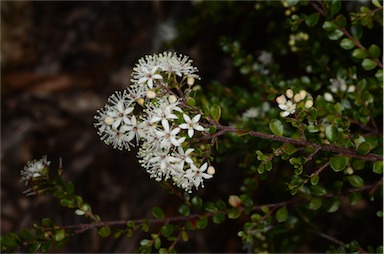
361, 58, 377, 70
98, 226, 111, 238
330, 156, 348, 172
276, 207, 288, 223
347, 175, 364, 187
151, 207, 164, 219
269, 119, 284, 136
325, 124, 339, 143
340, 38, 355, 50
373, 161, 383, 174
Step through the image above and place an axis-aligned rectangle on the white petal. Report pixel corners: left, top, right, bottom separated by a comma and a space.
183, 114, 191, 123
138, 77, 148, 84
192, 114, 201, 123
188, 128, 194, 138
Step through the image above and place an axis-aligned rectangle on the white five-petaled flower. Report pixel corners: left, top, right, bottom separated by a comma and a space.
138, 66, 163, 89
21, 156, 50, 185
186, 162, 213, 189
276, 94, 296, 117
155, 119, 185, 147
179, 114, 205, 138
107, 101, 134, 130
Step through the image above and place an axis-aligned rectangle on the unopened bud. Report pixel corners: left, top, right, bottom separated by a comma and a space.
146, 90, 156, 99
286, 89, 294, 98
299, 90, 307, 100
276, 95, 287, 104
293, 93, 302, 103
187, 76, 195, 86
228, 195, 242, 208
324, 92, 334, 102
207, 166, 215, 175
104, 116, 114, 125
136, 98, 145, 106
168, 95, 177, 104
304, 99, 313, 109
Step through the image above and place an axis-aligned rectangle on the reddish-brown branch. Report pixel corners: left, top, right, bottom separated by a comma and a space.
212, 123, 382, 162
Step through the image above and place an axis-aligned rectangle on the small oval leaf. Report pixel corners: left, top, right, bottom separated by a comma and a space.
270, 119, 284, 136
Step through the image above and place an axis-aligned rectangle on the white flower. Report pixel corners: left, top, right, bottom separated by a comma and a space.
121, 115, 141, 145
185, 162, 213, 189
242, 107, 260, 119
155, 119, 185, 147
324, 92, 334, 102
172, 146, 194, 169
179, 114, 205, 138
258, 51, 273, 66
276, 94, 296, 117
138, 66, 163, 89
107, 102, 134, 130
21, 156, 50, 185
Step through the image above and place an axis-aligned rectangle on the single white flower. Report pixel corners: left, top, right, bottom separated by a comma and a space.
21, 156, 50, 185
138, 66, 163, 89
107, 102, 134, 130
155, 119, 185, 147
179, 114, 205, 138
185, 162, 213, 189
278, 100, 296, 117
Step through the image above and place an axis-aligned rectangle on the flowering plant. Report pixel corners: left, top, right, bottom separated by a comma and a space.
1, 0, 382, 253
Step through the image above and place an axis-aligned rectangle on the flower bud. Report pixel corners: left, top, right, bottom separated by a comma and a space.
228, 195, 242, 208
286, 89, 294, 98
187, 76, 195, 86
293, 93, 302, 103
104, 116, 114, 125
304, 99, 314, 109
207, 166, 215, 175
276, 95, 287, 104
136, 98, 145, 106
146, 90, 156, 99
299, 90, 307, 100
168, 95, 177, 104
324, 92, 334, 102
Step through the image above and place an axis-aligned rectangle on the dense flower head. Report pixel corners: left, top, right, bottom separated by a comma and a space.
94, 52, 213, 192
21, 156, 50, 185
276, 89, 313, 117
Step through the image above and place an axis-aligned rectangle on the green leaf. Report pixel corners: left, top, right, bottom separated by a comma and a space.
196, 217, 208, 229
54, 229, 66, 242
210, 104, 221, 122
178, 204, 190, 216
191, 196, 203, 210
340, 38, 355, 50
281, 143, 297, 155
352, 48, 367, 59
66, 182, 74, 195
98, 226, 111, 238
330, 156, 348, 172
325, 124, 339, 143
28, 242, 41, 253
305, 13, 320, 27
216, 200, 227, 210
213, 213, 226, 224
372, 0, 382, 7
20, 229, 34, 241
330, 0, 341, 16
204, 202, 217, 212
154, 237, 161, 250
161, 224, 174, 237
286, 0, 299, 6
228, 208, 241, 219
310, 175, 320, 185
187, 97, 195, 107
327, 198, 340, 213
269, 119, 284, 136
368, 44, 381, 58
357, 142, 371, 155
151, 207, 164, 219
309, 198, 322, 210
373, 161, 383, 174
311, 185, 327, 196
322, 21, 337, 32
375, 69, 383, 81
276, 207, 288, 223
361, 58, 377, 70
181, 231, 189, 241
327, 29, 343, 40
347, 175, 364, 187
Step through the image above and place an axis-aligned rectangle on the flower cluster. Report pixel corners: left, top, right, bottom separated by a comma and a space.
95, 52, 214, 192
20, 156, 50, 185
276, 89, 313, 117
